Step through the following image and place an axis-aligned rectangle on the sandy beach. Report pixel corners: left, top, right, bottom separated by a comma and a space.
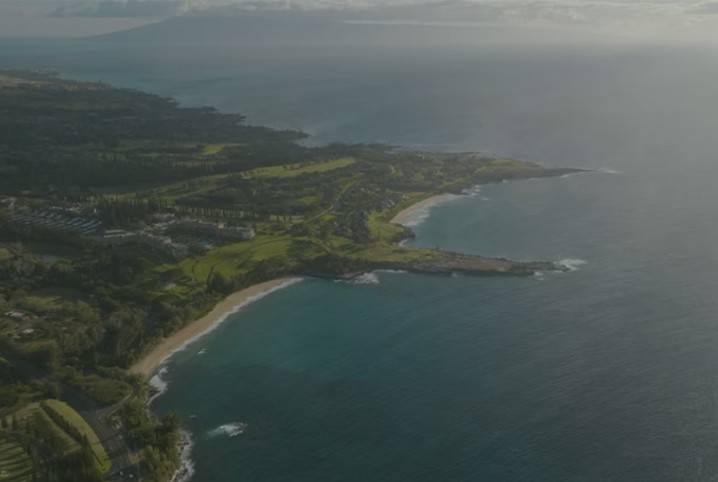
132, 193, 457, 378
390, 193, 457, 226
130, 277, 301, 377
132, 194, 458, 378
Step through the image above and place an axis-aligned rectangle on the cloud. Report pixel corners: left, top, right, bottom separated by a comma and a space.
51, 0, 183, 18
686, 2, 718, 14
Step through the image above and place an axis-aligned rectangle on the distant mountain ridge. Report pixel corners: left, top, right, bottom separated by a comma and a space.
52, 0, 184, 18
95, 5, 613, 47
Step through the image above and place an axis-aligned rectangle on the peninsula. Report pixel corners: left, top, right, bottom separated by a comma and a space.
0, 71, 579, 482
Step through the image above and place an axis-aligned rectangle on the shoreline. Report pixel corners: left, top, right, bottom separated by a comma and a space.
130, 277, 302, 378
390, 193, 458, 226
135, 180, 567, 379
140, 176, 577, 482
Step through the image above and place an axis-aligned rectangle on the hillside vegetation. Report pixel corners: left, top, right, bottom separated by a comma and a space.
0, 71, 577, 482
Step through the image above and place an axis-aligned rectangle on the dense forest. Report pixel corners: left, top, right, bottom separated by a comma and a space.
0, 71, 575, 482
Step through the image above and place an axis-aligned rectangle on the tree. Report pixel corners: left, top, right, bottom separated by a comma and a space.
208, 271, 234, 294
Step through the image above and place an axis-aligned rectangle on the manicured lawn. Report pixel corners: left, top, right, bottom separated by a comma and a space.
179, 234, 300, 282
244, 157, 355, 179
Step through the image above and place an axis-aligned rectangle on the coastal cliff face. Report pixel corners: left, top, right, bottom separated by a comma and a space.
372, 253, 564, 277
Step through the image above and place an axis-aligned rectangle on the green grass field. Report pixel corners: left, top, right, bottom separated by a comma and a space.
243, 157, 355, 179
42, 400, 111, 474
177, 234, 316, 282
16, 403, 79, 455
0, 437, 34, 482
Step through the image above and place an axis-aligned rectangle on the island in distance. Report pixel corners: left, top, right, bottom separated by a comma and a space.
0, 70, 580, 482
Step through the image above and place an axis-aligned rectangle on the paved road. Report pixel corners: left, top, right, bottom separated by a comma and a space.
80, 397, 141, 481
61, 386, 140, 481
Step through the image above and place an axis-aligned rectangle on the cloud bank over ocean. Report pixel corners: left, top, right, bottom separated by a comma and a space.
5, 0, 718, 42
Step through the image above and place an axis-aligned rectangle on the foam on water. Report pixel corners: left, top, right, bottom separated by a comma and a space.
208, 422, 248, 438
148, 366, 169, 404
170, 430, 195, 482
148, 277, 304, 405
403, 209, 432, 228
335, 270, 408, 285
401, 194, 459, 228
597, 167, 622, 175
461, 185, 482, 196
375, 269, 407, 275
461, 186, 491, 201
557, 258, 588, 272
347, 272, 381, 285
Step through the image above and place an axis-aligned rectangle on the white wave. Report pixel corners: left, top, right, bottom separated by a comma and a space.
533, 271, 546, 281
399, 194, 459, 228
557, 258, 588, 272
148, 366, 169, 405
170, 430, 195, 482
403, 209, 432, 227
461, 186, 491, 201
197, 348, 207, 355
336, 270, 407, 285
208, 422, 247, 438
375, 269, 407, 275
350, 272, 380, 284
149, 277, 304, 402
461, 185, 482, 196
596, 167, 622, 175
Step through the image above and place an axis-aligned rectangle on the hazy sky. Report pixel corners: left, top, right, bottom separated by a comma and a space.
2, 0, 718, 39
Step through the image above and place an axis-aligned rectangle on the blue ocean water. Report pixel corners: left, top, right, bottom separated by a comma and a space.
154, 170, 718, 482
4, 34, 718, 481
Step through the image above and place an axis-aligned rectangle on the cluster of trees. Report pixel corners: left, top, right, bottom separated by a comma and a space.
121, 399, 181, 481
1, 411, 102, 482
0, 72, 308, 192
97, 197, 167, 227
0, 71, 572, 482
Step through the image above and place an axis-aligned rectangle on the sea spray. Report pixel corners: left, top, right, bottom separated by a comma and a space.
335, 270, 407, 286
148, 366, 169, 405
557, 258, 588, 272
170, 430, 195, 482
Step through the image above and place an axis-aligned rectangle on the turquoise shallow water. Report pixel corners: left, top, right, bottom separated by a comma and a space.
4, 36, 718, 480
152, 170, 718, 482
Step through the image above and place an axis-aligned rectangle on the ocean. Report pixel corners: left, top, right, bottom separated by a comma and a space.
4, 32, 718, 481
